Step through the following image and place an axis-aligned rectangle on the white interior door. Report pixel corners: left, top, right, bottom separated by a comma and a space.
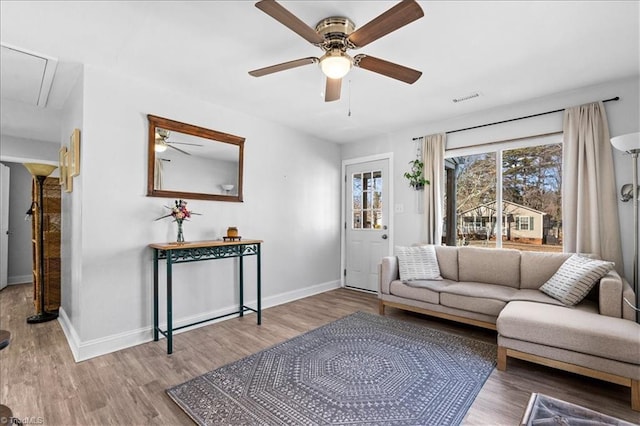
0, 163, 10, 290
345, 158, 390, 292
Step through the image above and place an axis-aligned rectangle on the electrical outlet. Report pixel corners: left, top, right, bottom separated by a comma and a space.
395, 203, 404, 213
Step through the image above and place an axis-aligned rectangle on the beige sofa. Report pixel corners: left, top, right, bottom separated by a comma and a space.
378, 246, 640, 411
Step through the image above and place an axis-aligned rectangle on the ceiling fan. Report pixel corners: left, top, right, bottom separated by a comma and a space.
154, 128, 203, 156
249, 0, 424, 102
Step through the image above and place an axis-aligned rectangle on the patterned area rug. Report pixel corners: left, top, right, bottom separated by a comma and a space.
167, 312, 496, 425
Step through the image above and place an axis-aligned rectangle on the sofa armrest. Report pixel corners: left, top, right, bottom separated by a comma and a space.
622, 278, 637, 321
379, 256, 399, 295
599, 270, 623, 318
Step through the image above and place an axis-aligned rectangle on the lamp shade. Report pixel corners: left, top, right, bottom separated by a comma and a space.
23, 163, 57, 177
611, 132, 640, 153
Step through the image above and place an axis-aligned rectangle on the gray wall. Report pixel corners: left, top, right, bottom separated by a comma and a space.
2, 161, 33, 284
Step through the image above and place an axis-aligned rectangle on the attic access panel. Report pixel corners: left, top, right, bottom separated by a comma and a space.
0, 44, 58, 107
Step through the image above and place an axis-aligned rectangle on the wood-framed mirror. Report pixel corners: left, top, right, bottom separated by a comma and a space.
147, 114, 244, 202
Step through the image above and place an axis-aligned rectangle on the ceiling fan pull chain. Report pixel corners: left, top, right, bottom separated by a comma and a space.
348, 79, 352, 117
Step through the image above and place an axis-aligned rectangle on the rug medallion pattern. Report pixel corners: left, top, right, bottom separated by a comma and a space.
167, 312, 496, 425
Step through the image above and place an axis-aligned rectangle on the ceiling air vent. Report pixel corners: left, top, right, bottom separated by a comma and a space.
0, 43, 58, 108
452, 92, 480, 103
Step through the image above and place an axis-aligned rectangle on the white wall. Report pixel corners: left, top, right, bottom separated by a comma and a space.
59, 67, 84, 335
0, 135, 59, 162
341, 75, 640, 283
59, 65, 341, 360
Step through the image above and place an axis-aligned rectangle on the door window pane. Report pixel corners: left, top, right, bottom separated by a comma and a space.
353, 212, 361, 228
352, 170, 383, 230
352, 173, 362, 210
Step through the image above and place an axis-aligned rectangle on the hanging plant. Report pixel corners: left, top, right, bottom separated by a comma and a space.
403, 159, 430, 190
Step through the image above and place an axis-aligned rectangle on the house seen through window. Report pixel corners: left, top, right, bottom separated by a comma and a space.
444, 141, 562, 253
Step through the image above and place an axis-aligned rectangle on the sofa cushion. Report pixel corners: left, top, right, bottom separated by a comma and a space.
539, 254, 615, 305
435, 245, 459, 281
440, 293, 506, 317
458, 246, 521, 288
403, 278, 455, 293
389, 281, 440, 304
497, 301, 640, 365
439, 281, 518, 301
520, 251, 572, 289
509, 289, 565, 306
396, 245, 442, 281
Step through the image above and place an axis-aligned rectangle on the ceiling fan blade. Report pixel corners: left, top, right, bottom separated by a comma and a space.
325, 78, 342, 102
249, 57, 318, 77
167, 144, 191, 156
255, 0, 325, 45
347, 0, 424, 48
167, 141, 203, 147
354, 54, 422, 84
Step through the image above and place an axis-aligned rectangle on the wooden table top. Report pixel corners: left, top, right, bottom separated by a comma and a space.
149, 239, 263, 250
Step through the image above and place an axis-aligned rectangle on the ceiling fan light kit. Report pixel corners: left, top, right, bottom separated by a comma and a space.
320, 50, 352, 79
155, 138, 169, 153
249, 0, 424, 102
155, 131, 168, 152
154, 127, 204, 156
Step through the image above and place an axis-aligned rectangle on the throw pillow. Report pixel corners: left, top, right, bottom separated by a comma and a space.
539, 254, 614, 305
396, 245, 442, 282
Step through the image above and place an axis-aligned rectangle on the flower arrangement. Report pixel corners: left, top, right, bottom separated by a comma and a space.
155, 199, 200, 243
155, 199, 199, 222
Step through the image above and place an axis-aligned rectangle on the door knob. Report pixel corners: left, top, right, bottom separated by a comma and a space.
381, 234, 388, 239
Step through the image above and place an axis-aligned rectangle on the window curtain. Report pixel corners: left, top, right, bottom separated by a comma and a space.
422, 133, 446, 245
562, 101, 624, 274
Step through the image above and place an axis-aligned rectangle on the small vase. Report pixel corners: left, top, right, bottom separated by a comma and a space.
227, 226, 238, 237
176, 220, 185, 243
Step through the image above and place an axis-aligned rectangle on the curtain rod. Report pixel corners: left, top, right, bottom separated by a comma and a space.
412, 96, 620, 141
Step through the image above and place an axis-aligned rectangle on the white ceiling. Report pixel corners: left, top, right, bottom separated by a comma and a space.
1, 1, 638, 144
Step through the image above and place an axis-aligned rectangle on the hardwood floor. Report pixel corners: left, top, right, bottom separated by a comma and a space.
1, 283, 638, 425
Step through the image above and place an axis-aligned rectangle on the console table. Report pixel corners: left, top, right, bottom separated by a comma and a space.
149, 239, 262, 354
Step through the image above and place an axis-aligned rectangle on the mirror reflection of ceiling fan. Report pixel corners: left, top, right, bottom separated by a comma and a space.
154, 128, 203, 155
249, 0, 424, 102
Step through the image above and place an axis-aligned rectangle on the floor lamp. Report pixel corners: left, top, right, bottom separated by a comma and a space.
23, 163, 59, 324
610, 132, 640, 323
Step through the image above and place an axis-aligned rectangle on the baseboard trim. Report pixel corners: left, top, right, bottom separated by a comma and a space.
8, 275, 31, 285
57, 307, 81, 362
61, 279, 341, 362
